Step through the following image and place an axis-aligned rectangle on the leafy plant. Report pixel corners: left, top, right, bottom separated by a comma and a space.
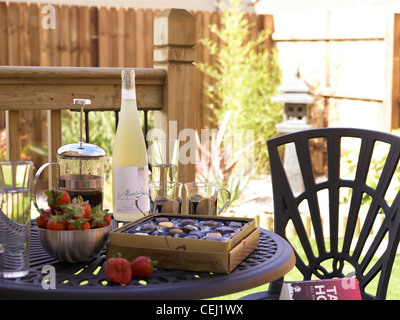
196, 0, 282, 174
196, 111, 258, 212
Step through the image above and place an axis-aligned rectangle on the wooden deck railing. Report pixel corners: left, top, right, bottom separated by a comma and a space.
0, 8, 196, 183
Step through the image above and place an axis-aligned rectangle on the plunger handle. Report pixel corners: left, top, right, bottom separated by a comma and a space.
73, 99, 91, 149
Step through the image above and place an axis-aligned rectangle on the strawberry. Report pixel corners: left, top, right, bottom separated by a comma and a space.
72, 196, 91, 219
46, 190, 71, 210
104, 253, 132, 285
90, 206, 111, 228
46, 213, 67, 230
104, 213, 112, 227
37, 208, 52, 229
61, 203, 86, 220
130, 256, 156, 278
67, 218, 91, 230
80, 220, 91, 230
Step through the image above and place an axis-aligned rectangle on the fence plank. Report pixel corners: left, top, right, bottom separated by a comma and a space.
384, 13, 400, 130
0, 2, 9, 65
79, 5, 91, 67
7, 3, 20, 66
116, 7, 126, 67
49, 5, 60, 66
18, 3, 29, 66
59, 5, 71, 66
123, 8, 135, 67
134, 8, 146, 67
108, 7, 118, 68
265, 15, 275, 49
89, 7, 98, 67
98, 6, 119, 67
70, 5, 79, 67
144, 9, 154, 67
97, 6, 108, 68
39, 4, 51, 66
28, 4, 40, 66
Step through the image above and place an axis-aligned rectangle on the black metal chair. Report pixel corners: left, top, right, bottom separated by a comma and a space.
243, 127, 400, 300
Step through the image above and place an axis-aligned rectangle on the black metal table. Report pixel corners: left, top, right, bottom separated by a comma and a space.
0, 223, 295, 300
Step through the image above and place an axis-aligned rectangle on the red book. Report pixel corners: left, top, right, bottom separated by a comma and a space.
279, 278, 362, 300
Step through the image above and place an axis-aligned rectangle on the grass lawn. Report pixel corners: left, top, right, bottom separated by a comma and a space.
211, 236, 400, 300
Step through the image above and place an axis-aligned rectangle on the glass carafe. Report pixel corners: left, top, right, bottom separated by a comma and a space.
57, 141, 106, 209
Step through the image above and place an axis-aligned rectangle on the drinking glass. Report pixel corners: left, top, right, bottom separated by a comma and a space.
184, 182, 231, 216
148, 138, 180, 183
136, 182, 182, 214
0, 160, 33, 278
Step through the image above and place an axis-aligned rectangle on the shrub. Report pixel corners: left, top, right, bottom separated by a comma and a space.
196, 0, 282, 174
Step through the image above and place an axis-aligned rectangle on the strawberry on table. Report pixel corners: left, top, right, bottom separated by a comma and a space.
130, 256, 157, 278
104, 253, 132, 285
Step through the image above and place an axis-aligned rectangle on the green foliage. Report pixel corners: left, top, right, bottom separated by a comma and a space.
62, 110, 115, 156
340, 129, 400, 209
196, 0, 282, 174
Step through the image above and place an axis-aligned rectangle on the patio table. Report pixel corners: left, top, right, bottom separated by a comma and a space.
0, 222, 295, 300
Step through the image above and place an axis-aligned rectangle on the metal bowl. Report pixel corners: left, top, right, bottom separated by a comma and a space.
37, 226, 110, 263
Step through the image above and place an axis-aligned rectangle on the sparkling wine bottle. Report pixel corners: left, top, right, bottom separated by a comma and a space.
112, 70, 149, 221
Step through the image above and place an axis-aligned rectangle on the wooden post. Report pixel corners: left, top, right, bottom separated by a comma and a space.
6, 110, 21, 160
47, 110, 62, 164
384, 13, 400, 130
153, 9, 197, 185
47, 110, 62, 188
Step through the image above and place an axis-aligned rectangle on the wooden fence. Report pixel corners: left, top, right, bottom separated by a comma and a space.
0, 2, 274, 166
268, 11, 400, 176
272, 10, 399, 133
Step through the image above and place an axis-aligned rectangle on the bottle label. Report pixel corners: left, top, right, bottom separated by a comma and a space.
114, 166, 149, 214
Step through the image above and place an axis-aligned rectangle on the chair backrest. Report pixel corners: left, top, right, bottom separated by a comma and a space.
267, 127, 400, 300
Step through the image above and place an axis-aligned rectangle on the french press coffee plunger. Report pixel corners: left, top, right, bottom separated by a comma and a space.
33, 99, 106, 210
